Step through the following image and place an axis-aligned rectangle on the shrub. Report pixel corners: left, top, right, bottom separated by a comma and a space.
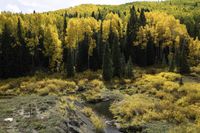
110, 94, 157, 127
111, 73, 200, 129
82, 79, 107, 102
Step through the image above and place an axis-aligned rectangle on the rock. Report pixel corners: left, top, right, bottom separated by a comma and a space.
4, 118, 13, 122
69, 120, 80, 127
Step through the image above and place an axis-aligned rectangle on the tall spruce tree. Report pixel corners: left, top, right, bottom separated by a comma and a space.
108, 22, 115, 52
17, 18, 30, 75
63, 13, 68, 70
139, 8, 146, 26
89, 32, 100, 71
112, 35, 122, 77
1, 23, 15, 78
103, 43, 113, 81
76, 33, 89, 72
126, 5, 139, 62
97, 21, 104, 68
67, 49, 75, 77
120, 54, 126, 78
179, 38, 190, 74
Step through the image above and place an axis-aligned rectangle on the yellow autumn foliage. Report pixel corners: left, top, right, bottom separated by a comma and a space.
136, 12, 189, 48
66, 17, 99, 55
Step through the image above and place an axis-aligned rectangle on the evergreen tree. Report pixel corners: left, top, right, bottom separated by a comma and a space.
67, 49, 75, 77
126, 57, 134, 78
108, 22, 115, 51
76, 33, 89, 72
103, 43, 113, 81
1, 23, 15, 78
112, 35, 122, 77
97, 9, 103, 20
179, 38, 190, 74
62, 13, 68, 70
139, 8, 146, 26
97, 21, 104, 68
91, 11, 96, 19
126, 5, 139, 62
17, 18, 30, 75
89, 32, 100, 71
120, 54, 126, 78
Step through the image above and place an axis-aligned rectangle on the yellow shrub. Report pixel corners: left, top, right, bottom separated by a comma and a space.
110, 94, 156, 127
163, 81, 180, 92
82, 79, 106, 102
158, 72, 181, 81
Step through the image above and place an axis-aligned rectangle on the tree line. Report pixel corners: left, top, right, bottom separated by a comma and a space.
0, 4, 199, 80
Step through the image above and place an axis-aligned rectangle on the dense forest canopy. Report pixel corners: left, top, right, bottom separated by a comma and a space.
0, 0, 200, 79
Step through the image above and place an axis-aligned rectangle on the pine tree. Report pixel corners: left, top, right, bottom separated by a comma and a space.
103, 43, 113, 81
139, 8, 146, 26
112, 35, 122, 77
120, 54, 126, 78
179, 38, 190, 74
67, 49, 75, 77
63, 13, 68, 70
97, 21, 104, 68
126, 57, 134, 78
97, 9, 103, 20
76, 33, 89, 72
17, 17, 30, 75
89, 32, 100, 71
108, 22, 115, 51
91, 11, 96, 19
126, 5, 139, 62
1, 23, 15, 78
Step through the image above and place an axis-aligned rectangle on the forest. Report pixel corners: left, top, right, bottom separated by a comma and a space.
0, 0, 200, 133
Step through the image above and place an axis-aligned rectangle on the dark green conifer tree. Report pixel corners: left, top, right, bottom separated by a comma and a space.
63, 13, 68, 70
76, 33, 89, 72
17, 18, 30, 75
67, 49, 75, 77
1, 23, 15, 78
139, 8, 146, 26
112, 35, 122, 77
98, 21, 104, 68
103, 43, 113, 81
126, 5, 139, 62
108, 22, 115, 52
179, 38, 190, 74
120, 54, 126, 78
